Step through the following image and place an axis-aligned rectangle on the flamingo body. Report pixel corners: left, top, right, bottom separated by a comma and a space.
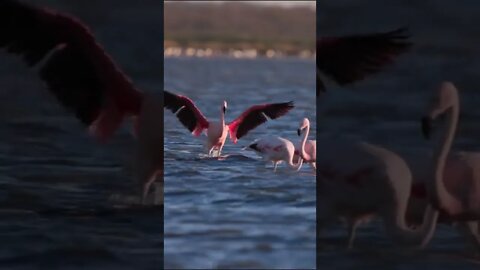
316, 139, 439, 249
295, 118, 316, 170
246, 135, 303, 171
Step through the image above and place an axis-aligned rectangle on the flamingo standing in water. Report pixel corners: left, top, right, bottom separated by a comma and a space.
164, 90, 294, 157
414, 82, 480, 248
244, 136, 303, 172
295, 118, 316, 171
0, 0, 163, 203
330, 82, 480, 250
315, 120, 442, 249
317, 27, 411, 95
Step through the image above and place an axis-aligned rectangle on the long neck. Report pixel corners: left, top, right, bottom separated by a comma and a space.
300, 123, 310, 160
220, 109, 225, 126
430, 104, 461, 212
384, 204, 439, 248
288, 153, 303, 171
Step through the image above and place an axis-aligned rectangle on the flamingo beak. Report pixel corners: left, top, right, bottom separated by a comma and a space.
297, 128, 302, 136
421, 116, 432, 140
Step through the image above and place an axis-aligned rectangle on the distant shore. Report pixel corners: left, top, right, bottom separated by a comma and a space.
165, 2, 314, 59
164, 43, 315, 59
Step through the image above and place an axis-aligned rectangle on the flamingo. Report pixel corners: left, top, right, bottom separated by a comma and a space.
317, 27, 411, 95
295, 118, 316, 171
0, 0, 163, 203
316, 137, 440, 248
164, 90, 294, 157
244, 136, 303, 172
417, 82, 480, 247
330, 82, 480, 250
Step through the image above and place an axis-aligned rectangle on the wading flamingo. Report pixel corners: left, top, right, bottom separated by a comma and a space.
244, 136, 303, 172
164, 90, 294, 157
333, 82, 480, 250
317, 27, 411, 95
295, 118, 316, 171
417, 82, 480, 248
316, 138, 439, 248
0, 0, 163, 203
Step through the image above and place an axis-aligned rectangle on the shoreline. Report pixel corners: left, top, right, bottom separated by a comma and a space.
164, 46, 315, 60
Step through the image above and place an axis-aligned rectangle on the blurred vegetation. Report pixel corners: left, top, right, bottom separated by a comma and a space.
164, 2, 315, 54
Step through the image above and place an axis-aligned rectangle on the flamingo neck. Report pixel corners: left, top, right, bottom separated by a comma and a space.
288, 151, 304, 170
220, 109, 225, 127
300, 123, 310, 160
431, 103, 460, 212
384, 203, 439, 247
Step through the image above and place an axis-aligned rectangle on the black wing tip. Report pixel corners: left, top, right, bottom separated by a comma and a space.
249, 143, 259, 151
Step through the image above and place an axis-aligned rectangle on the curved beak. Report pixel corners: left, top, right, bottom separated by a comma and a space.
421, 116, 432, 140
297, 128, 302, 136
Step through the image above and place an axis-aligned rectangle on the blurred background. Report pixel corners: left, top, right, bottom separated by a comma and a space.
165, 0, 315, 58
0, 1, 163, 269
317, 1, 480, 269
164, 1, 316, 269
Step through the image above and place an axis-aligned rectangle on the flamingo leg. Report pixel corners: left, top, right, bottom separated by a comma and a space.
273, 161, 278, 172
135, 152, 160, 205
142, 173, 158, 204
347, 219, 360, 249
457, 221, 480, 251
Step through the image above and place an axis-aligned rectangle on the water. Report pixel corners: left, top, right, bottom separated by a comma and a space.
164, 57, 316, 269
0, 2, 163, 269
317, 1, 480, 268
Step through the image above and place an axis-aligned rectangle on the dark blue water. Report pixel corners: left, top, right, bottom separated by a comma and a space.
0, 2, 163, 269
164, 57, 316, 269
317, 1, 480, 269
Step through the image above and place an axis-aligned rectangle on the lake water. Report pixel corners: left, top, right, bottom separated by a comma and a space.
164, 57, 316, 269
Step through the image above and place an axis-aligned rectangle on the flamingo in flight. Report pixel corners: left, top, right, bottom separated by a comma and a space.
164, 90, 294, 157
295, 118, 316, 171
317, 27, 411, 95
0, 0, 163, 203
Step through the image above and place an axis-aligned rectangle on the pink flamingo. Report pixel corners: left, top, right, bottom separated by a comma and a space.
295, 118, 316, 171
316, 136, 439, 248
0, 0, 163, 203
416, 82, 480, 248
317, 27, 411, 94
332, 82, 480, 250
244, 136, 303, 172
164, 90, 294, 157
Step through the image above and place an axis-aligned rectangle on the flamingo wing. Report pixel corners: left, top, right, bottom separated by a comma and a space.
317, 27, 411, 94
0, 0, 143, 141
228, 101, 294, 143
164, 90, 209, 136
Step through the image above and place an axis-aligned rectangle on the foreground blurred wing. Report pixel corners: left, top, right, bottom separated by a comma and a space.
0, 0, 143, 141
317, 27, 411, 94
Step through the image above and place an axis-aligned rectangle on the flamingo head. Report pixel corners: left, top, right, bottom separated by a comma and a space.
297, 118, 310, 136
222, 100, 228, 114
421, 81, 459, 140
